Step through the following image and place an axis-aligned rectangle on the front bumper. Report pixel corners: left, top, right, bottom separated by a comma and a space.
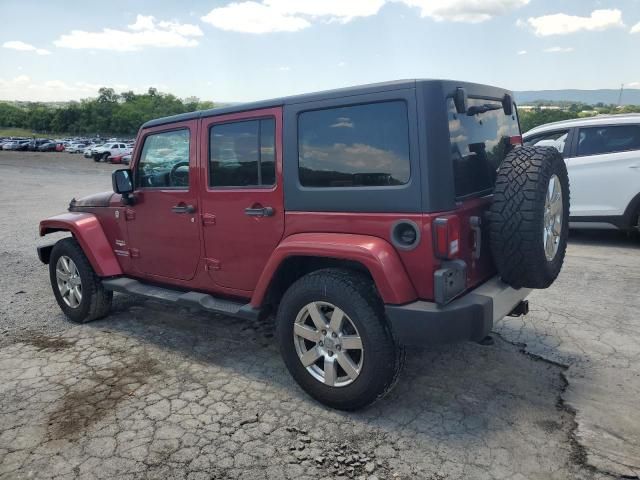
385, 277, 531, 346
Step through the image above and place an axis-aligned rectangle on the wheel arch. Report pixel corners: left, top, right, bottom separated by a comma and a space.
250, 233, 417, 309
623, 191, 640, 229
40, 212, 122, 277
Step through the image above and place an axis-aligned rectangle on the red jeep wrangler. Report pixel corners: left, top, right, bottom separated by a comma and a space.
38, 80, 569, 410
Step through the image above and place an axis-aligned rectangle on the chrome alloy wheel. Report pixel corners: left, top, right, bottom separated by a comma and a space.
293, 301, 364, 387
543, 174, 563, 261
56, 256, 82, 308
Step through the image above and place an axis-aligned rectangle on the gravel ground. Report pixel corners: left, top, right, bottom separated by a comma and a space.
0, 151, 638, 479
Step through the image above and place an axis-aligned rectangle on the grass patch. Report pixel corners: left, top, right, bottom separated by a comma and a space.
0, 127, 66, 137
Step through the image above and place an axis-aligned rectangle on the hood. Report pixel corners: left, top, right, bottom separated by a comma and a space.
69, 191, 114, 209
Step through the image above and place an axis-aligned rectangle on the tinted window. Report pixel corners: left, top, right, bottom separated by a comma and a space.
209, 118, 275, 187
298, 101, 410, 187
577, 125, 640, 156
136, 129, 190, 188
448, 97, 520, 198
524, 130, 569, 153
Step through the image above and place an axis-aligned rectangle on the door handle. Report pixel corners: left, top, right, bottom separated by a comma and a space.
171, 204, 196, 214
630, 165, 639, 169
244, 206, 274, 217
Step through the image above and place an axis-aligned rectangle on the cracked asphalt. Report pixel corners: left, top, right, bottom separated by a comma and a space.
1, 151, 638, 479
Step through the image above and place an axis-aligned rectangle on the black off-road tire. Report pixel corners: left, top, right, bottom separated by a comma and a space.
489, 146, 570, 289
276, 268, 404, 410
101, 153, 110, 162
49, 238, 113, 323
92, 154, 100, 162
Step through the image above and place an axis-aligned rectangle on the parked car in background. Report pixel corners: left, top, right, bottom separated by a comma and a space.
524, 114, 640, 232
92, 142, 128, 162
28, 139, 53, 151
65, 143, 86, 153
37, 142, 59, 152
2, 141, 19, 150
15, 140, 31, 151
55, 143, 66, 152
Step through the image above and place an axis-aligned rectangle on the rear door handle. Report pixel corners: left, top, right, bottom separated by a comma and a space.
244, 206, 274, 217
172, 204, 196, 214
630, 165, 639, 169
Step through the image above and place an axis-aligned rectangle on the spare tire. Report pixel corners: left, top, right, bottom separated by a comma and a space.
489, 146, 570, 289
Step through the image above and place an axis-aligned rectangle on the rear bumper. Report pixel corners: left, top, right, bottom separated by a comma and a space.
385, 277, 531, 346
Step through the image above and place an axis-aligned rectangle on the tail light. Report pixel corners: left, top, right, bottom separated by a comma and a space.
433, 216, 460, 260
509, 135, 523, 146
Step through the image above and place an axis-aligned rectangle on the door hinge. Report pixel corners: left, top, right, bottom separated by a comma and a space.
125, 208, 136, 221
202, 213, 216, 226
129, 248, 140, 258
204, 258, 221, 271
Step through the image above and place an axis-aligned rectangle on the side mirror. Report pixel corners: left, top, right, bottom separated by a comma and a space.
112, 169, 133, 195
454, 87, 468, 114
502, 94, 514, 116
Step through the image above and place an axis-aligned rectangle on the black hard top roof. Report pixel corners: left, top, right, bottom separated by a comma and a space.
142, 79, 511, 129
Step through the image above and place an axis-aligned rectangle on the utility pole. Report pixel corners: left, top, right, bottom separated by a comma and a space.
617, 83, 624, 107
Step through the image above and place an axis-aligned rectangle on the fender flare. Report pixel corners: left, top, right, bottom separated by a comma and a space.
250, 233, 417, 308
39, 212, 122, 277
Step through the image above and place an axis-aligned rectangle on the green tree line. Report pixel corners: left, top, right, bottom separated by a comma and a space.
2, 87, 640, 137
0, 87, 219, 137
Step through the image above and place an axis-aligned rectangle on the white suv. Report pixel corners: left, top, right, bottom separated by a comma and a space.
92, 142, 128, 162
523, 114, 640, 231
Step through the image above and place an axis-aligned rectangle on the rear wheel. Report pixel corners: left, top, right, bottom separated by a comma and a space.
276, 269, 404, 410
49, 238, 112, 323
489, 146, 570, 289
101, 153, 110, 162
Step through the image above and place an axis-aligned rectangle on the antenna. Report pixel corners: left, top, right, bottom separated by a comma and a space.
617, 83, 624, 106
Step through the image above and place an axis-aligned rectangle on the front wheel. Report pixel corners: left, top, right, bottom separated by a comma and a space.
276, 269, 404, 410
49, 238, 112, 323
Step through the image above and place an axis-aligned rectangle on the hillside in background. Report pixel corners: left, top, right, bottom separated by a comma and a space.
515, 89, 640, 106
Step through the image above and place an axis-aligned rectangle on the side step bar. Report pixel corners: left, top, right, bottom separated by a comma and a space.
102, 277, 259, 321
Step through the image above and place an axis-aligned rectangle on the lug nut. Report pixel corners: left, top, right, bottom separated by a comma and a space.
328, 351, 334, 357
332, 332, 337, 338
319, 341, 324, 346
336, 345, 341, 351
321, 330, 327, 335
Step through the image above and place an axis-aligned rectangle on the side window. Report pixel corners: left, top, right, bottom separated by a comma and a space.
136, 129, 190, 188
524, 130, 569, 153
577, 125, 640, 156
298, 101, 410, 187
209, 118, 275, 187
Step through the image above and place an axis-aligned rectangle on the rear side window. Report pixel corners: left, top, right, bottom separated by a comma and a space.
577, 124, 640, 156
448, 97, 520, 198
136, 129, 190, 188
524, 130, 569, 153
209, 118, 275, 187
298, 101, 410, 187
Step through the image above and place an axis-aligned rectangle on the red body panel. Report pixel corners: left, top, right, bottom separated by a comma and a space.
198, 108, 285, 292
125, 120, 201, 281
251, 232, 417, 307
40, 212, 122, 277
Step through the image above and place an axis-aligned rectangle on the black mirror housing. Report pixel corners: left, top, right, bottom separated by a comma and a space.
502, 94, 514, 116
112, 169, 133, 195
454, 87, 468, 114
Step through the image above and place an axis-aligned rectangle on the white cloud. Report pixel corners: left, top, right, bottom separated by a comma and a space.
517, 50, 527, 55
627, 82, 640, 88
397, 0, 529, 23
201, 0, 528, 32
201, 0, 384, 33
53, 14, 203, 51
525, 9, 624, 36
2, 41, 51, 55
631, 21, 640, 34
544, 46, 574, 53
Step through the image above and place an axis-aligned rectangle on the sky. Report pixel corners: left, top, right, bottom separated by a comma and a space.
1, 0, 639, 102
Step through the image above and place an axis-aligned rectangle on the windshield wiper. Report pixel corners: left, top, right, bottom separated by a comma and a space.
467, 104, 503, 116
